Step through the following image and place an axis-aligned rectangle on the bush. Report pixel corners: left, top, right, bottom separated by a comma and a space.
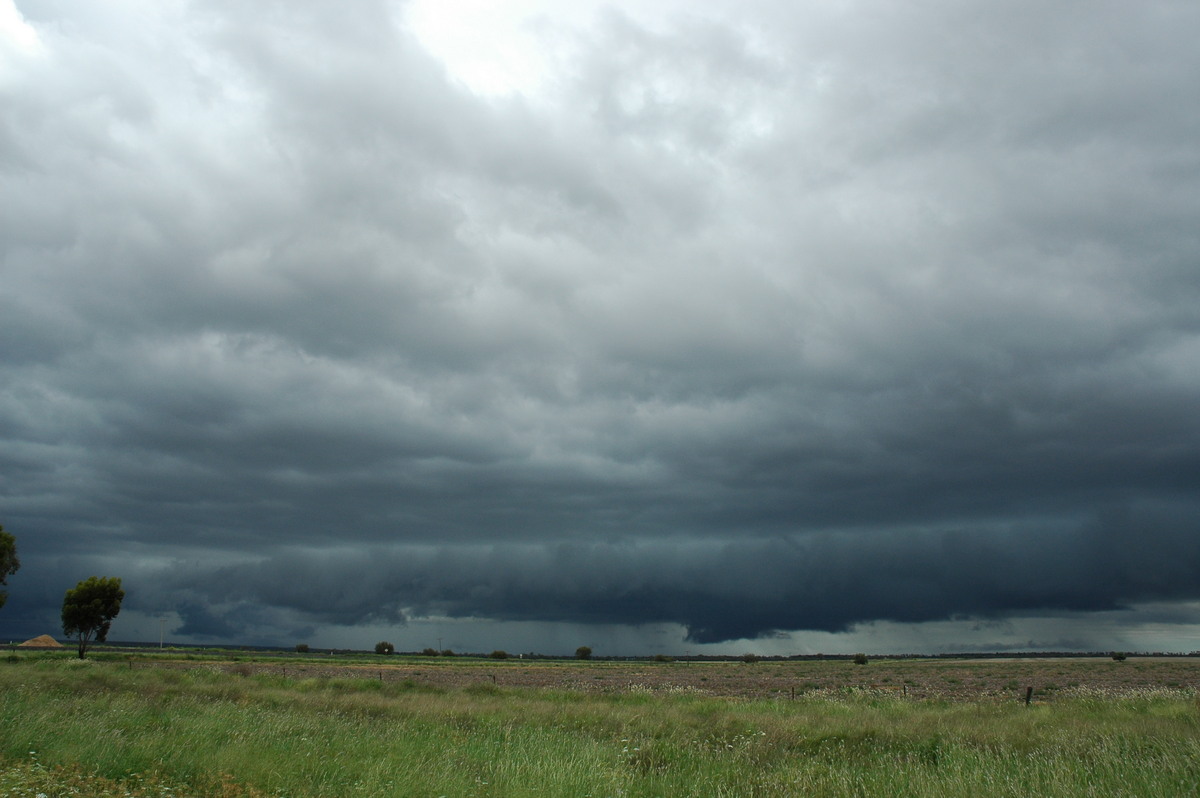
742, 653, 760, 663
440, 649, 455, 657
489, 650, 508, 659
853, 653, 868, 666
375, 641, 395, 655
1112, 651, 1127, 661
295, 643, 309, 653
576, 646, 592, 660
421, 648, 439, 656
653, 654, 673, 662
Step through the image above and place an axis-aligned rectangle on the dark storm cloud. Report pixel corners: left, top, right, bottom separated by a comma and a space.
2, 0, 1199, 649
154, 502, 1200, 644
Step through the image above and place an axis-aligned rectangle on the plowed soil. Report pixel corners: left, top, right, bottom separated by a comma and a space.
145, 656, 1200, 702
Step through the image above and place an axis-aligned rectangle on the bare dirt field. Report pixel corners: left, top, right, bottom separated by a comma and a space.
143, 655, 1200, 702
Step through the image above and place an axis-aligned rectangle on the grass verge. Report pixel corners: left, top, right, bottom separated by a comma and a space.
2, 655, 1199, 796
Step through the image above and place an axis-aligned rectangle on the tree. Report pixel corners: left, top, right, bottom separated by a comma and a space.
575, 645, 592, 660
853, 652, 869, 665
375, 641, 395, 655
0, 525, 18, 611
61, 576, 124, 659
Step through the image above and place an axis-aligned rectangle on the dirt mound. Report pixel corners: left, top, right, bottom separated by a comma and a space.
18, 634, 63, 648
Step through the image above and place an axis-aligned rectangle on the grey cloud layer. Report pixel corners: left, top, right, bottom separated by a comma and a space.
136, 503, 1200, 644
2, 0, 1199, 647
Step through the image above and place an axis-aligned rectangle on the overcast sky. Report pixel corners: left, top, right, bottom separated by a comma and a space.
3, 0, 1199, 656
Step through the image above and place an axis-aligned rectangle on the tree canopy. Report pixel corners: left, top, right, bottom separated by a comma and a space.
62, 576, 125, 659
0, 525, 18, 611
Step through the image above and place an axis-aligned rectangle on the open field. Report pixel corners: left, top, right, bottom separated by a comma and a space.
3, 652, 1200, 796
93, 649, 1200, 701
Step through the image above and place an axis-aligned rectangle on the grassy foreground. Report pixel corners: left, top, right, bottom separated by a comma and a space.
2, 655, 1199, 797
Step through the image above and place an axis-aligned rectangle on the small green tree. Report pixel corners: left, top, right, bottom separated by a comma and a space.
853, 652, 868, 665
1111, 651, 1127, 661
575, 645, 592, 660
489, 650, 508, 659
375, 641, 395, 655
0, 525, 18, 611
295, 643, 309, 653
61, 576, 124, 659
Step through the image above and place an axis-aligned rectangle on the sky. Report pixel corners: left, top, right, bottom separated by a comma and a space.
2, 0, 1199, 656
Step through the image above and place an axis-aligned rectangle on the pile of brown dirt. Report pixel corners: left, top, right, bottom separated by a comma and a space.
18, 634, 63, 648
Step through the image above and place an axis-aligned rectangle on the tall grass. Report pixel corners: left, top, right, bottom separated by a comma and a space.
2, 655, 1199, 796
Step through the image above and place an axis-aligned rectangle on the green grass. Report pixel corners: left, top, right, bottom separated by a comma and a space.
2, 655, 1199, 797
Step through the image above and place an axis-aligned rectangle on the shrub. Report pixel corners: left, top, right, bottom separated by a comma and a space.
489, 650, 508, 659
440, 649, 455, 657
576, 646, 592, 660
742, 653, 760, 663
1112, 651, 1127, 661
653, 654, 673, 662
421, 648, 439, 656
375, 641, 395, 655
853, 653, 868, 665
295, 643, 309, 653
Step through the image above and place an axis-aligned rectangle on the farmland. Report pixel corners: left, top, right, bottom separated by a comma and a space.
105, 651, 1200, 701
3, 651, 1199, 796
